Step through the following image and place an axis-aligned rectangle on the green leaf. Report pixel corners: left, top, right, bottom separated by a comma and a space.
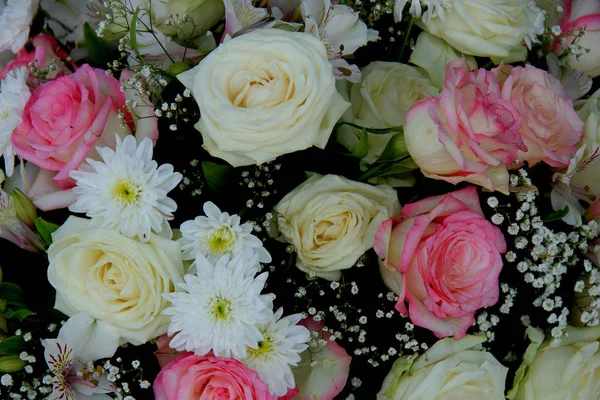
4, 309, 36, 321
347, 128, 369, 159
202, 161, 233, 191
83, 22, 113, 68
0, 336, 25, 355
335, 122, 403, 135
0, 283, 27, 309
542, 206, 570, 223
35, 217, 60, 246
377, 132, 408, 162
129, 7, 140, 55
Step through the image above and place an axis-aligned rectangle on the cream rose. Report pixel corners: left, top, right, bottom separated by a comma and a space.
47, 216, 185, 345
337, 61, 438, 164
274, 174, 400, 281
178, 29, 350, 167
508, 326, 600, 400
417, 0, 541, 58
378, 335, 508, 400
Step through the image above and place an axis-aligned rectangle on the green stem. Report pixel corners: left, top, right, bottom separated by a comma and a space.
398, 16, 415, 62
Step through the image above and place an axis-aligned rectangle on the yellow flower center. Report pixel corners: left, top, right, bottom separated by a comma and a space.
0, 109, 9, 120
247, 335, 274, 359
208, 227, 235, 253
211, 297, 232, 320
112, 180, 141, 205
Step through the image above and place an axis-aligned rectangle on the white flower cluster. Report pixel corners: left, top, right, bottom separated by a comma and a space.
489, 169, 600, 346
164, 203, 309, 398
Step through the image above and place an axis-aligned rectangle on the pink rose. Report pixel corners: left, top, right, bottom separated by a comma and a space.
154, 353, 273, 400
495, 64, 584, 168
374, 186, 506, 339
404, 59, 524, 194
555, 0, 600, 78
11, 65, 158, 210
0, 34, 71, 80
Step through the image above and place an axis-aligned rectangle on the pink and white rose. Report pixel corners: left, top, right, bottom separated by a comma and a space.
555, 0, 600, 78
374, 186, 506, 339
495, 64, 584, 168
292, 318, 351, 400
404, 59, 524, 194
0, 34, 71, 80
11, 65, 158, 210
154, 353, 273, 400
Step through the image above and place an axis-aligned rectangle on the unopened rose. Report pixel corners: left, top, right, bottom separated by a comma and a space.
508, 325, 600, 400
154, 353, 273, 400
178, 28, 350, 167
378, 335, 508, 400
496, 64, 584, 168
275, 174, 400, 281
153, 0, 225, 40
47, 216, 184, 345
417, 0, 541, 58
375, 187, 506, 338
404, 59, 524, 193
337, 61, 438, 163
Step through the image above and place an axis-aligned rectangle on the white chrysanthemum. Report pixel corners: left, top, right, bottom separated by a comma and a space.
179, 201, 272, 264
163, 254, 275, 359
0, 0, 39, 53
242, 308, 310, 397
69, 135, 182, 241
394, 0, 452, 24
0, 67, 30, 177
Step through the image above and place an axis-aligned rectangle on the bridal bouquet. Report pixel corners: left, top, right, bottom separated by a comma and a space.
2, 0, 600, 398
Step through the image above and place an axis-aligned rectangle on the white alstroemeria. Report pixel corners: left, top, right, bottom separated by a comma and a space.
69, 135, 182, 242
393, 0, 453, 24
163, 254, 275, 360
551, 144, 599, 226
0, 0, 38, 53
0, 67, 30, 177
301, 0, 379, 82
222, 0, 279, 41
40, 0, 107, 43
179, 201, 272, 264
41, 313, 119, 400
242, 309, 310, 397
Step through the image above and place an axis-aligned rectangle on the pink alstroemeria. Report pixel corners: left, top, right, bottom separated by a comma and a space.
42, 313, 119, 400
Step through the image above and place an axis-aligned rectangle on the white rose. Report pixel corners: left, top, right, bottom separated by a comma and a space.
508, 326, 600, 400
337, 61, 438, 164
47, 216, 185, 345
409, 31, 477, 89
178, 28, 350, 167
417, 0, 540, 58
274, 174, 400, 281
378, 335, 508, 400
